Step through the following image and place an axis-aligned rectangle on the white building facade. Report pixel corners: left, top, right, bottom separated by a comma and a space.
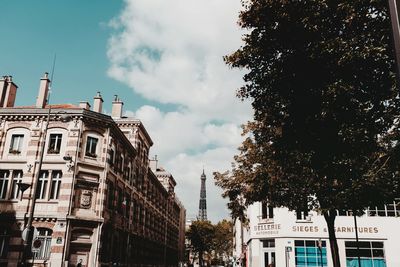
235, 201, 400, 267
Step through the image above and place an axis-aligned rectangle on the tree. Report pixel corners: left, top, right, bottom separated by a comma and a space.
213, 219, 233, 264
216, 1, 400, 267
186, 220, 215, 266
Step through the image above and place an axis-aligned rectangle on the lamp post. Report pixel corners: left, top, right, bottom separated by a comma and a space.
353, 211, 362, 267
389, 0, 400, 78
317, 239, 323, 267
19, 109, 71, 266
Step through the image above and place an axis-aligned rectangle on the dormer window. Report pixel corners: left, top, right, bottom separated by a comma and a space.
262, 202, 274, 219
47, 134, 62, 154
9, 134, 24, 154
85, 136, 98, 158
296, 209, 309, 221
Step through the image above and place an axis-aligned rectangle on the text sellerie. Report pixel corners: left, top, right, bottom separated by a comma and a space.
254, 224, 281, 231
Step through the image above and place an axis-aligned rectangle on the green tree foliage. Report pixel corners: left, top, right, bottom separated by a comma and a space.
213, 219, 233, 262
216, 1, 400, 266
186, 220, 234, 266
186, 220, 215, 266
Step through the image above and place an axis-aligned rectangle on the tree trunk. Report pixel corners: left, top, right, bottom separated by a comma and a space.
324, 210, 341, 267
199, 250, 203, 267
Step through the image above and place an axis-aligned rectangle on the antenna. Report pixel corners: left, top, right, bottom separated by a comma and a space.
47, 54, 57, 104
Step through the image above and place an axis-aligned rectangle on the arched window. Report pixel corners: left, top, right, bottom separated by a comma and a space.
33, 228, 52, 260
5, 128, 30, 158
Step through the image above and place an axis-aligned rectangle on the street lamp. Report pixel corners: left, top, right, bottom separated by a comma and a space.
389, 0, 400, 78
19, 109, 71, 266
317, 239, 323, 267
353, 211, 362, 267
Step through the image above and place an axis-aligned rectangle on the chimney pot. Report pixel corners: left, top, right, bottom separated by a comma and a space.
79, 101, 91, 110
0, 75, 18, 108
36, 72, 51, 108
93, 91, 104, 113
111, 95, 123, 118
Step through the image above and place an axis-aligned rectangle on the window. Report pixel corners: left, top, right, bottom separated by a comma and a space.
127, 162, 132, 184
107, 182, 114, 209
0, 171, 10, 199
109, 148, 115, 165
125, 195, 130, 218
10, 170, 23, 199
9, 134, 24, 154
295, 240, 327, 267
33, 228, 52, 260
262, 239, 275, 248
367, 200, 400, 217
261, 202, 274, 219
36, 171, 49, 199
117, 187, 123, 214
296, 210, 309, 220
345, 241, 386, 267
47, 134, 62, 154
49, 171, 62, 199
85, 136, 98, 158
0, 228, 9, 259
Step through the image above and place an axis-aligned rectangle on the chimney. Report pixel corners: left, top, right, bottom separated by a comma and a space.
93, 91, 103, 113
79, 101, 91, 110
111, 95, 123, 118
0, 76, 18, 108
36, 72, 50, 108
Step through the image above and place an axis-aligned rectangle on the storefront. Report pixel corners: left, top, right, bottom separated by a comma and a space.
240, 202, 400, 267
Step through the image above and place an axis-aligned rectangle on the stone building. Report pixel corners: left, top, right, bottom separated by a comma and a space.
234, 200, 400, 267
0, 73, 186, 267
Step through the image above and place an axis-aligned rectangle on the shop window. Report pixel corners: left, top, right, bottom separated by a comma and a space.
10, 170, 23, 199
261, 202, 274, 219
0, 171, 10, 199
47, 133, 62, 154
345, 241, 386, 267
85, 136, 98, 158
9, 134, 24, 154
0, 228, 9, 259
295, 240, 327, 267
33, 228, 52, 260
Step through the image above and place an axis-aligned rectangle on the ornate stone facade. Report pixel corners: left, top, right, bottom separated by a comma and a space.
0, 74, 186, 267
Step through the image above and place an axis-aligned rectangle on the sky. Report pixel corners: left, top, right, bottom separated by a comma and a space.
0, 0, 252, 222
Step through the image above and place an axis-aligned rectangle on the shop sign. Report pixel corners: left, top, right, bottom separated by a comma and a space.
292, 225, 379, 234
254, 223, 281, 235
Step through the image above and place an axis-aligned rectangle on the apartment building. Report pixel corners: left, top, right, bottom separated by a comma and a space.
0, 74, 186, 267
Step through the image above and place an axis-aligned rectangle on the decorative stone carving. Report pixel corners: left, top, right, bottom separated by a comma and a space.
80, 190, 92, 209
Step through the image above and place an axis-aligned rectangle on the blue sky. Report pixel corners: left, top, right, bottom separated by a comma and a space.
0, 0, 252, 222
0, 0, 159, 111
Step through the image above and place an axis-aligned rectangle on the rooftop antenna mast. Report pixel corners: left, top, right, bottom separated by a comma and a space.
47, 53, 57, 105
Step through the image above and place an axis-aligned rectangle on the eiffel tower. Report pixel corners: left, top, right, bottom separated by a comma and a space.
198, 169, 207, 221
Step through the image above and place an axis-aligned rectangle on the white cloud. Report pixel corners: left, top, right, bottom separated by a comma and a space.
107, 0, 252, 222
